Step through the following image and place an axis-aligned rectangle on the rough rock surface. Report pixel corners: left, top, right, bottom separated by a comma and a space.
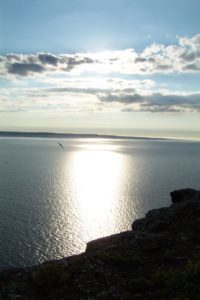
1, 188, 200, 299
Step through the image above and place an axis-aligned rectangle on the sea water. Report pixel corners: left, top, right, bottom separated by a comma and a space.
0, 137, 200, 268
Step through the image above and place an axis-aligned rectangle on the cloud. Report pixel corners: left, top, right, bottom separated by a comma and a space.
136, 34, 200, 74
143, 93, 200, 112
64, 56, 94, 71
1, 34, 200, 78
97, 91, 200, 112
180, 51, 199, 62
179, 34, 200, 50
183, 63, 200, 71
7, 63, 45, 76
0, 96, 7, 102
2, 75, 199, 113
20, 78, 153, 96
1, 53, 95, 77
98, 92, 144, 104
38, 53, 60, 66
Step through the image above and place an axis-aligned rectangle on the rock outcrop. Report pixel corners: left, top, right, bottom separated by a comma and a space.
1, 189, 200, 299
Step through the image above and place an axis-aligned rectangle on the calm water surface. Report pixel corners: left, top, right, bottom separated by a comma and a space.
0, 138, 200, 268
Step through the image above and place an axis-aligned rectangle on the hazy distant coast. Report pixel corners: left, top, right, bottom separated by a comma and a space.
0, 131, 167, 140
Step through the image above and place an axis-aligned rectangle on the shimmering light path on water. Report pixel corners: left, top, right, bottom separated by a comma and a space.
0, 138, 200, 268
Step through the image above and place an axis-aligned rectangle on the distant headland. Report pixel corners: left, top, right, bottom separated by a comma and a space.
0, 131, 168, 140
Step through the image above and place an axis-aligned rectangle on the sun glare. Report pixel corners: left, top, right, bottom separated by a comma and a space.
70, 145, 123, 241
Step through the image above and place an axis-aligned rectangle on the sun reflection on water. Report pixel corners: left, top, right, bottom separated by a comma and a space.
70, 144, 124, 242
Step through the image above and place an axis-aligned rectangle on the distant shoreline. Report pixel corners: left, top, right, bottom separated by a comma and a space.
0, 131, 168, 140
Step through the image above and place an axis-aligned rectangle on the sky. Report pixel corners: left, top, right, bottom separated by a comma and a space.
0, 0, 200, 139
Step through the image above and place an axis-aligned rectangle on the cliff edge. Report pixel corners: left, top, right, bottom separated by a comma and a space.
1, 189, 200, 299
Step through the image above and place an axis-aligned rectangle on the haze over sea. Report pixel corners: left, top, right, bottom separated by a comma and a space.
0, 137, 200, 269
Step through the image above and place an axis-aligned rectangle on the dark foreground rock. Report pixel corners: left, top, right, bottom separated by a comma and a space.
1, 188, 200, 299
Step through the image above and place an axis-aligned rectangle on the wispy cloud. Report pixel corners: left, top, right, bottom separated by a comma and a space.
100, 92, 200, 112
1, 76, 200, 113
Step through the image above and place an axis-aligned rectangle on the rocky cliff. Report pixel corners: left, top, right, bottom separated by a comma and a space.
1, 188, 200, 299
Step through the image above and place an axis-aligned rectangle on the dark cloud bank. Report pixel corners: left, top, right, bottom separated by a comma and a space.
0, 34, 200, 76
